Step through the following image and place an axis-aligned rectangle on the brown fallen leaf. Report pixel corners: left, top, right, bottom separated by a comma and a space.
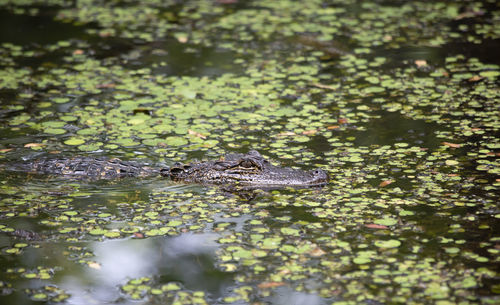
365, 224, 389, 229
98, 31, 112, 38
24, 143, 45, 148
188, 129, 207, 139
309, 247, 326, 257
455, 10, 484, 20
338, 118, 348, 124
0, 148, 13, 153
415, 60, 427, 67
468, 75, 483, 82
442, 142, 461, 148
258, 282, 286, 289
302, 129, 317, 135
133, 232, 144, 238
277, 131, 297, 137
73, 49, 84, 55
327, 125, 339, 130
311, 83, 337, 90
379, 180, 394, 187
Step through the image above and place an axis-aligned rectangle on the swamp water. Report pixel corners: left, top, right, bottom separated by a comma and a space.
0, 1, 498, 304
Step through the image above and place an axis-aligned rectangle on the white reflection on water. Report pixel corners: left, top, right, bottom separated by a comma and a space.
269, 286, 326, 305
60, 233, 219, 305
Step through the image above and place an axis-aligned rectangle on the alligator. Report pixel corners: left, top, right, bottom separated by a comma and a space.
7, 150, 329, 187
166, 150, 329, 187
13, 157, 159, 179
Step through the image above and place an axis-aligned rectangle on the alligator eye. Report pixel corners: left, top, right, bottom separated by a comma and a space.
169, 167, 184, 174
240, 160, 254, 168
313, 169, 326, 177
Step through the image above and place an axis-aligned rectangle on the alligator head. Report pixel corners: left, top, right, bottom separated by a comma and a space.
162, 150, 329, 187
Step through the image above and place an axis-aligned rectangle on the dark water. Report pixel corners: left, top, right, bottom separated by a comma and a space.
0, 1, 499, 304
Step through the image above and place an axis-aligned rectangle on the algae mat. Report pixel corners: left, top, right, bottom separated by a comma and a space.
0, 0, 498, 304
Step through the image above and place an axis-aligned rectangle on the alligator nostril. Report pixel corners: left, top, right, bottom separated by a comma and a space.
310, 169, 329, 183
160, 168, 170, 177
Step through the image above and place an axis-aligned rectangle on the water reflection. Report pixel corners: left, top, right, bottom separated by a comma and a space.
351, 111, 442, 149
0, 9, 87, 45
127, 39, 242, 77
268, 287, 327, 305
60, 233, 230, 304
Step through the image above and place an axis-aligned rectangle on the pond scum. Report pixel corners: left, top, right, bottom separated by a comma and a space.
0, 0, 498, 304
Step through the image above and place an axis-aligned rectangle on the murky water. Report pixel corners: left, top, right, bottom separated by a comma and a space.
0, 1, 499, 304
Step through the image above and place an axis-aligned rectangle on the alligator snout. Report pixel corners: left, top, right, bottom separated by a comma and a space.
309, 169, 329, 185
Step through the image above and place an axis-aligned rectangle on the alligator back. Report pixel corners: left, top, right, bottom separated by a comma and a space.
6, 157, 159, 179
